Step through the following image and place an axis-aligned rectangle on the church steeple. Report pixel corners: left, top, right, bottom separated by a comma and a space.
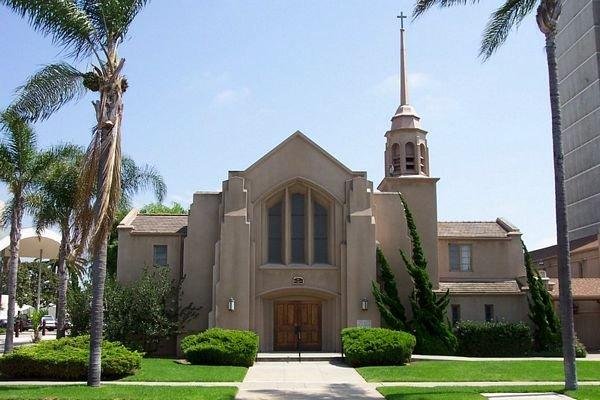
382, 14, 430, 180
390, 12, 422, 131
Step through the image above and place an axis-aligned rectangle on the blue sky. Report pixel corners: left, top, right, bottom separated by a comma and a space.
1, 1, 556, 249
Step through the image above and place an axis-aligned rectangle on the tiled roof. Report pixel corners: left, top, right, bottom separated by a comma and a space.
437, 280, 523, 295
128, 214, 188, 235
438, 219, 519, 238
548, 278, 600, 300
529, 234, 598, 261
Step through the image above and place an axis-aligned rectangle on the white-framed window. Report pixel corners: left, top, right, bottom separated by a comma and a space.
265, 185, 330, 266
153, 244, 168, 266
449, 244, 472, 272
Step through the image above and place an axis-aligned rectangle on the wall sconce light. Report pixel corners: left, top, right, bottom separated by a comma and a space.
228, 297, 235, 312
361, 298, 368, 311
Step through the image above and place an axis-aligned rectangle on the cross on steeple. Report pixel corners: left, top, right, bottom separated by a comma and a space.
397, 12, 409, 105
397, 12, 408, 30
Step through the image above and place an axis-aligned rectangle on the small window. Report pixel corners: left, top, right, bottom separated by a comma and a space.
268, 201, 283, 263
451, 304, 461, 325
485, 304, 494, 322
153, 245, 168, 266
449, 244, 472, 272
405, 142, 415, 172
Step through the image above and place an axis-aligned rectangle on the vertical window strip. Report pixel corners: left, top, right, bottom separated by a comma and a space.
313, 201, 328, 264
268, 201, 283, 263
291, 193, 305, 263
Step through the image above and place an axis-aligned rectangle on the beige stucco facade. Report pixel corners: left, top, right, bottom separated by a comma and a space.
117, 125, 531, 352
115, 26, 546, 353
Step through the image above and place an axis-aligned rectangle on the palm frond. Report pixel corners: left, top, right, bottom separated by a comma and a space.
413, 0, 481, 18
480, 0, 537, 59
120, 156, 166, 209
81, 0, 150, 44
10, 63, 86, 122
1, 0, 97, 59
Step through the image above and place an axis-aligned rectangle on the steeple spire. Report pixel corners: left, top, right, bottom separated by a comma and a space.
398, 12, 409, 106
390, 12, 421, 131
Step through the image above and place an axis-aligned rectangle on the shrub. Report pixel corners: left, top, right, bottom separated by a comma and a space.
0, 335, 142, 380
454, 321, 533, 357
534, 336, 588, 358
181, 328, 259, 367
342, 327, 416, 367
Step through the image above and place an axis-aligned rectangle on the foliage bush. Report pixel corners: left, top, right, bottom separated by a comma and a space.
342, 327, 416, 367
181, 328, 259, 367
0, 335, 142, 380
534, 337, 588, 358
455, 321, 533, 357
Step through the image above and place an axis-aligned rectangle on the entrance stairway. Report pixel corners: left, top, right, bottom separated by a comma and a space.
256, 352, 344, 362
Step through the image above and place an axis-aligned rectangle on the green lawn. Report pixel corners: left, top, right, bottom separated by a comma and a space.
0, 385, 236, 400
359, 360, 600, 382
378, 385, 600, 400
121, 358, 248, 382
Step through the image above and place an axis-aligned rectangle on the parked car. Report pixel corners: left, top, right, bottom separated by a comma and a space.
41, 315, 56, 331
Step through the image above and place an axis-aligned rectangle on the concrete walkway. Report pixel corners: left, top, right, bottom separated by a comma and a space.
235, 360, 384, 399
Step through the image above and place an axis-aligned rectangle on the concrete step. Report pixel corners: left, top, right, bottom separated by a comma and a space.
256, 352, 344, 362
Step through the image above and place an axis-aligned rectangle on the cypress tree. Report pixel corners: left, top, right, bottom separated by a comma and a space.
372, 247, 407, 330
399, 194, 457, 355
523, 241, 561, 352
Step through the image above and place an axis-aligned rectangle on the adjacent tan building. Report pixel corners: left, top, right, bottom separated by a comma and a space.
116, 25, 578, 352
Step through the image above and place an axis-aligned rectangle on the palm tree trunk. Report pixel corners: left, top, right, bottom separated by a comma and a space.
55, 226, 70, 339
3, 197, 24, 354
545, 32, 578, 390
87, 240, 107, 387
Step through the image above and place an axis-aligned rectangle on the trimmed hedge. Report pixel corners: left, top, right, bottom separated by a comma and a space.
455, 321, 532, 357
0, 335, 142, 380
342, 327, 416, 367
181, 328, 259, 367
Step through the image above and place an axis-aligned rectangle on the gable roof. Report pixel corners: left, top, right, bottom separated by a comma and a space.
438, 218, 520, 239
120, 211, 188, 235
529, 234, 599, 261
243, 131, 364, 177
548, 278, 600, 300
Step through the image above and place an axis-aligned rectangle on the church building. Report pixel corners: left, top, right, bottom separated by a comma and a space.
116, 25, 529, 352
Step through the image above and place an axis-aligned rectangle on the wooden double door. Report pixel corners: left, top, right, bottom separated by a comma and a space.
274, 301, 322, 351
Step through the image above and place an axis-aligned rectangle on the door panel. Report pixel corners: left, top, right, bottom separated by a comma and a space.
274, 301, 321, 351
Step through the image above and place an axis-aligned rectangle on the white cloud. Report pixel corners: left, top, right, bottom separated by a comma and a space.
212, 87, 251, 106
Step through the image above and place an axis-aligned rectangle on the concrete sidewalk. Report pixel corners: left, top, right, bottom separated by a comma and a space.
235, 360, 384, 399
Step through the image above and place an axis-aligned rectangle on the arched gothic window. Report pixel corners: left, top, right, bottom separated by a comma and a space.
419, 143, 427, 175
405, 142, 415, 173
265, 185, 330, 266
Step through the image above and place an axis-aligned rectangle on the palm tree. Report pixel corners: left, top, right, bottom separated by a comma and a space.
1, 0, 152, 386
29, 144, 82, 339
413, 0, 576, 390
31, 150, 166, 339
0, 110, 59, 353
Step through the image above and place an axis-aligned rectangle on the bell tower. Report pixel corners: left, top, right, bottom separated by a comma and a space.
379, 13, 434, 192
